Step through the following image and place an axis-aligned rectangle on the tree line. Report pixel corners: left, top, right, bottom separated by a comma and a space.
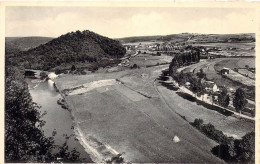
169, 46, 200, 73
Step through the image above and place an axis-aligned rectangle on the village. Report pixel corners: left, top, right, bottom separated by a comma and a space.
120, 39, 255, 120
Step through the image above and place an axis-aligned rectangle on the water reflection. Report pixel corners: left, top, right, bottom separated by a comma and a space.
25, 78, 92, 161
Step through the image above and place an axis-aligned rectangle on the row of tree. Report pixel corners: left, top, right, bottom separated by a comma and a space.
169, 46, 200, 72
218, 87, 248, 114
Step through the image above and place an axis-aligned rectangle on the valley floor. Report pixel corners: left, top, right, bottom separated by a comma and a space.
53, 62, 254, 163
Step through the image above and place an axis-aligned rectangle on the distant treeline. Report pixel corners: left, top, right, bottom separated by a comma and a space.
118, 33, 255, 44
6, 30, 126, 71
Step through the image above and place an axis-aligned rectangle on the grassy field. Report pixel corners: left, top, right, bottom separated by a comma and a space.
55, 65, 224, 163
214, 58, 255, 87
236, 57, 255, 68
123, 41, 163, 46
192, 42, 255, 50
192, 42, 255, 56
128, 53, 172, 68
53, 54, 254, 163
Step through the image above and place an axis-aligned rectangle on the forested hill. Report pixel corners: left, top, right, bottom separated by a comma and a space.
7, 30, 126, 71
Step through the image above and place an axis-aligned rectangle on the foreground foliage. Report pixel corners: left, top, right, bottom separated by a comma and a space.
5, 66, 82, 162
192, 119, 255, 163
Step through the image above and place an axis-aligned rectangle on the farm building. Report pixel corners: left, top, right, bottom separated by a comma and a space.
220, 68, 230, 75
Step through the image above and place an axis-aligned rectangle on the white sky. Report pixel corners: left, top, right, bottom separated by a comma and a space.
5, 7, 256, 38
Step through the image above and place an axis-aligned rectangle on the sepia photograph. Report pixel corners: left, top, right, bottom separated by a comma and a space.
3, 3, 257, 163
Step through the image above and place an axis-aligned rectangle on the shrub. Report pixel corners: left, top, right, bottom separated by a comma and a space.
191, 118, 230, 144
40, 71, 48, 79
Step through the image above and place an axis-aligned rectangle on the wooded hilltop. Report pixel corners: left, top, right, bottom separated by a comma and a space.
6, 30, 126, 72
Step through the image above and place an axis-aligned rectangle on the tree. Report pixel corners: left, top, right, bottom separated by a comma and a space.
218, 87, 230, 107
190, 77, 204, 96
233, 88, 248, 114
193, 118, 203, 128
71, 65, 76, 71
236, 132, 255, 162
212, 132, 255, 162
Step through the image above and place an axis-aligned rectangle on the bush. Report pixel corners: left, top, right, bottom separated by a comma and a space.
193, 118, 204, 128
191, 118, 230, 144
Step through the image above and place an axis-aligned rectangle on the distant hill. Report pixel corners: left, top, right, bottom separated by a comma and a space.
6, 30, 126, 71
5, 37, 53, 55
117, 33, 255, 44
117, 33, 190, 43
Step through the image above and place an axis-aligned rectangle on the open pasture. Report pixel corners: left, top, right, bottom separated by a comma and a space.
236, 57, 255, 68
129, 53, 171, 67
192, 42, 255, 50
64, 73, 222, 163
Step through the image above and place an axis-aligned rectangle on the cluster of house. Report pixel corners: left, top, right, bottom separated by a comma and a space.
124, 42, 187, 53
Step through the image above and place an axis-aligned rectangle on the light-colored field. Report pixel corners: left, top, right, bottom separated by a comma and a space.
129, 53, 171, 67
238, 69, 255, 79
123, 41, 163, 46
192, 42, 255, 56
67, 79, 117, 96
193, 42, 255, 49
224, 69, 255, 87
236, 58, 255, 68
54, 71, 128, 91
214, 58, 255, 87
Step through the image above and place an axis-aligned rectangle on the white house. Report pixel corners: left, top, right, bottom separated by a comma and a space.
212, 84, 219, 92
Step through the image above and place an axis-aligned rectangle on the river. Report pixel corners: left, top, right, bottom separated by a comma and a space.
25, 78, 92, 162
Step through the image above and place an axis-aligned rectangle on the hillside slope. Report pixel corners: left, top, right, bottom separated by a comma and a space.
7, 30, 126, 71
117, 33, 255, 43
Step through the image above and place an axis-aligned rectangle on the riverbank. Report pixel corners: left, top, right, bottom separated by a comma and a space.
26, 78, 93, 162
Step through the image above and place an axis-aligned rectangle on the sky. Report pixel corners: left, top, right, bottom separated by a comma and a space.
5, 7, 256, 38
